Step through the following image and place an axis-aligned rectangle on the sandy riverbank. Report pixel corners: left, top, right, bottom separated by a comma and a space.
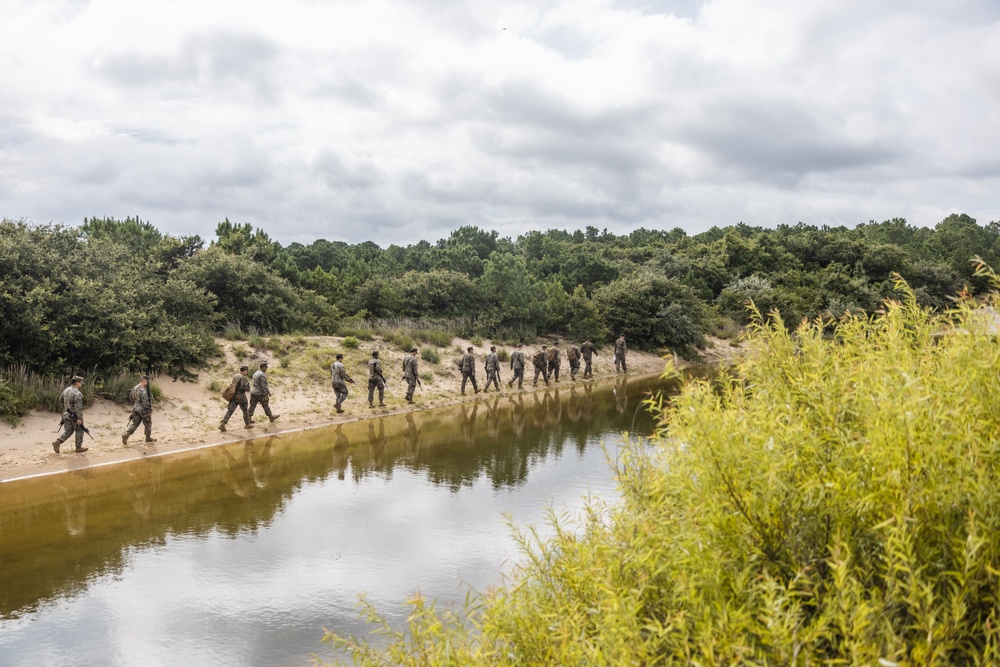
0, 335, 743, 482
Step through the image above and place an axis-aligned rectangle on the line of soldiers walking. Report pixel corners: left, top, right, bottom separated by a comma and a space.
48, 334, 628, 453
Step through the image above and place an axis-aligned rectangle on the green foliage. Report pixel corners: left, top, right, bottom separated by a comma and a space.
470, 335, 483, 347
207, 378, 223, 393
231, 344, 248, 359
384, 330, 414, 352
342, 336, 360, 350
247, 334, 267, 350
420, 348, 440, 364
0, 378, 25, 426
319, 279, 1000, 664
496, 349, 510, 363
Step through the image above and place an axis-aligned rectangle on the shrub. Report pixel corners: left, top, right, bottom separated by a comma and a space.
319, 276, 1000, 664
421, 348, 440, 364
231, 344, 248, 359
470, 335, 483, 347
222, 321, 247, 341
342, 336, 360, 350
496, 349, 509, 363
207, 378, 223, 393
248, 334, 267, 350
419, 371, 434, 384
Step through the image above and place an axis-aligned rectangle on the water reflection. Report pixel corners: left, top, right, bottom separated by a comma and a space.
0, 373, 682, 666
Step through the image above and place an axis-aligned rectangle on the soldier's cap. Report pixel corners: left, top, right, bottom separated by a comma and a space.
240, 365, 249, 371
411, 348, 418, 353
336, 354, 344, 360
541, 344, 547, 348
259, 362, 268, 368
372, 351, 379, 357
140, 374, 149, 380
71, 375, 84, 383
490, 346, 496, 351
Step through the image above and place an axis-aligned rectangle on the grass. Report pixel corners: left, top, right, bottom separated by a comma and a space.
231, 343, 248, 359
342, 336, 360, 350
421, 348, 441, 364
418, 371, 434, 384
496, 349, 510, 363
248, 334, 267, 350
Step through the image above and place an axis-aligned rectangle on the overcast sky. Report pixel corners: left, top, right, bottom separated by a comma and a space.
2, 0, 999, 246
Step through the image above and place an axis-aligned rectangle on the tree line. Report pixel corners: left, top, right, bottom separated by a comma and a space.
1, 212, 997, 375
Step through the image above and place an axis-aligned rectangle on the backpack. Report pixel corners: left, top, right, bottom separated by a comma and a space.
221, 379, 237, 401
532, 350, 545, 366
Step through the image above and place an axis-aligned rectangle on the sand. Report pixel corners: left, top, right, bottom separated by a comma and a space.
0, 335, 744, 482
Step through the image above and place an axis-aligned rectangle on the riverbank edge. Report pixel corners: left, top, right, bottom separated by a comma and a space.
0, 369, 669, 485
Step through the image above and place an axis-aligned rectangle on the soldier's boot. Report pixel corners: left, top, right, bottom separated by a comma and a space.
474, 388, 480, 394
219, 422, 227, 432
52, 440, 61, 453
244, 422, 254, 429
75, 446, 88, 453
507, 380, 512, 388
336, 407, 345, 414
369, 401, 376, 408
269, 415, 280, 422
145, 436, 157, 443
378, 401, 386, 407
407, 399, 415, 404
122, 433, 129, 445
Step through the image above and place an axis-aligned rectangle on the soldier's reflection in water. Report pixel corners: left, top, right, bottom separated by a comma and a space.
581, 383, 595, 423
567, 386, 582, 424
332, 424, 350, 480
459, 402, 479, 448
56, 468, 89, 537
128, 456, 163, 520
614, 375, 628, 416
530, 392, 546, 431
506, 395, 524, 438
547, 389, 562, 427
403, 412, 421, 463
219, 443, 254, 499
484, 397, 502, 441
251, 436, 275, 490
368, 419, 387, 468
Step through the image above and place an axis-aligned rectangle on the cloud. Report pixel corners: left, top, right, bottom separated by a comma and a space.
1, 0, 999, 245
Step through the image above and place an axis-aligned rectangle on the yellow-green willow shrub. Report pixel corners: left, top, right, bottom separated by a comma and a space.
321, 274, 1000, 666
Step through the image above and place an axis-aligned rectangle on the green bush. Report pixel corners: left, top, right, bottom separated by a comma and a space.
420, 348, 440, 364
320, 277, 1000, 664
496, 349, 510, 363
247, 334, 267, 350
0, 378, 26, 426
231, 344, 248, 359
342, 336, 360, 350
470, 335, 483, 347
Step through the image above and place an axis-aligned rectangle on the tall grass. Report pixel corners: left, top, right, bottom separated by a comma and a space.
319, 274, 1000, 665
0, 365, 164, 425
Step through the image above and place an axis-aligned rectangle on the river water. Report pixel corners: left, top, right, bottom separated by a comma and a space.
0, 374, 673, 666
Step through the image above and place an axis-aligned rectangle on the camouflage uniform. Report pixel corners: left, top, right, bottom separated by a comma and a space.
614, 335, 628, 373
403, 353, 419, 403
221, 372, 252, 428
508, 348, 525, 389
54, 383, 86, 451
581, 340, 597, 378
124, 382, 153, 440
459, 350, 479, 394
546, 345, 561, 382
532, 348, 549, 386
249, 368, 277, 421
567, 344, 581, 380
368, 356, 386, 406
484, 350, 501, 392
330, 360, 354, 412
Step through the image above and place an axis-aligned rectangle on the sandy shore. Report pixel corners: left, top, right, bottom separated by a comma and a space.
0, 335, 743, 482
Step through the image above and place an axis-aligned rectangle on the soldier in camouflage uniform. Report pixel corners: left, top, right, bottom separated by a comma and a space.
249, 362, 280, 423
614, 333, 628, 374
402, 348, 419, 404
532, 345, 550, 386
368, 351, 387, 407
53, 375, 88, 453
581, 337, 597, 379
459, 346, 480, 395
484, 346, 501, 392
220, 365, 253, 432
566, 342, 581, 380
122, 374, 155, 445
330, 354, 355, 413
546, 341, 561, 382
508, 342, 525, 389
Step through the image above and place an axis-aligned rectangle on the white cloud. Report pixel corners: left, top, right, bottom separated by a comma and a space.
1, 0, 998, 244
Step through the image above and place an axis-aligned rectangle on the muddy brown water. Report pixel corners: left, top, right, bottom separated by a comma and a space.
0, 373, 682, 666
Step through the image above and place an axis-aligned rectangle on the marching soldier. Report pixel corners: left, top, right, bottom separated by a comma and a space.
403, 348, 420, 404
484, 346, 501, 392
581, 337, 597, 379
220, 365, 253, 432
249, 362, 280, 423
459, 346, 480, 395
546, 341, 561, 382
368, 350, 387, 407
566, 342, 581, 380
532, 345, 549, 386
614, 333, 628, 374
508, 342, 525, 389
331, 354, 355, 413
53, 375, 88, 453
122, 374, 155, 445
